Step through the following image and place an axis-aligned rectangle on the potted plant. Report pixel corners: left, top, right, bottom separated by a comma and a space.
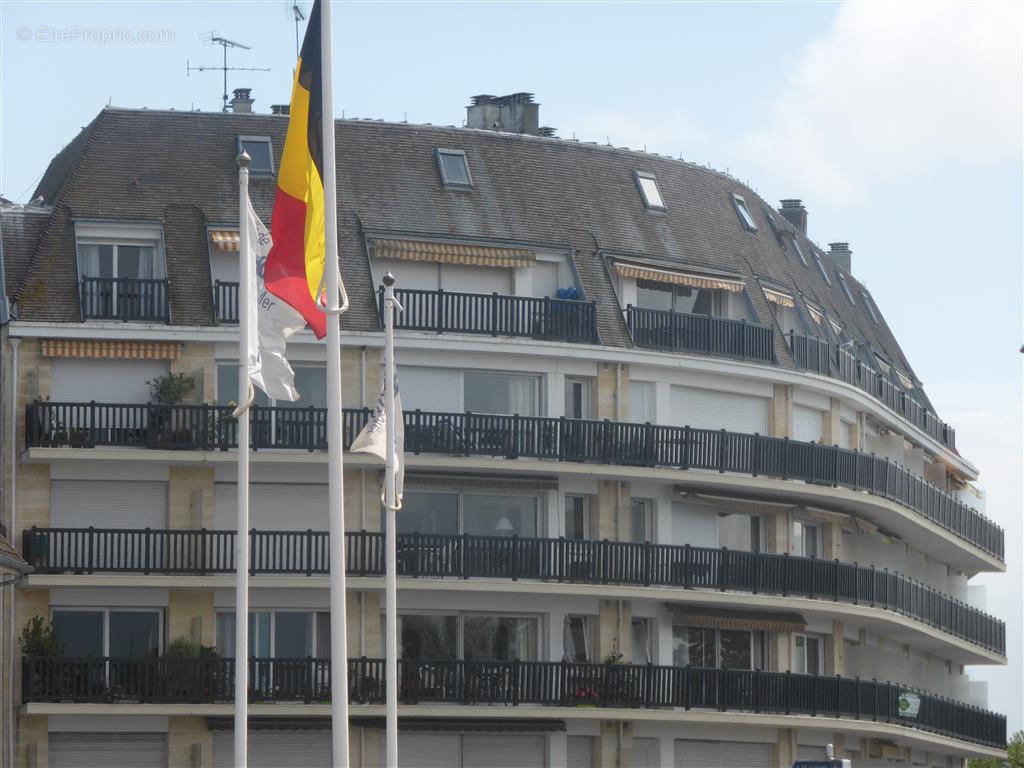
163, 636, 220, 702
574, 687, 599, 707
19, 616, 64, 701
147, 373, 195, 446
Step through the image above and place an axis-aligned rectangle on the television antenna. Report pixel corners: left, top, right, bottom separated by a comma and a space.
187, 33, 270, 112
292, 2, 306, 59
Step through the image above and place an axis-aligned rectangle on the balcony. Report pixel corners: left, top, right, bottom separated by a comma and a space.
213, 280, 239, 324
380, 287, 598, 344
625, 306, 775, 362
24, 528, 1006, 656
79, 276, 169, 323
787, 333, 955, 451
25, 402, 1004, 560
21, 656, 1005, 747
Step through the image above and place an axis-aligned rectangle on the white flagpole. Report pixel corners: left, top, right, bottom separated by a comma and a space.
382, 273, 399, 767
320, 1, 351, 765
234, 150, 251, 768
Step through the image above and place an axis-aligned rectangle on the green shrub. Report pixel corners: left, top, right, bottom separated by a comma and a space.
147, 372, 195, 405
19, 616, 62, 657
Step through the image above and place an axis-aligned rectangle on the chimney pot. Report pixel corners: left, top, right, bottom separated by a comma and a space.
271, 104, 290, 116
828, 242, 852, 272
230, 88, 254, 114
467, 92, 540, 135
779, 199, 808, 235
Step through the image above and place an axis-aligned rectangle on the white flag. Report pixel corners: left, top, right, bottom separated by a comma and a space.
243, 201, 304, 402
350, 378, 404, 504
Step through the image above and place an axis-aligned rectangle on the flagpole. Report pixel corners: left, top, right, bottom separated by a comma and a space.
234, 150, 252, 768
319, 1, 351, 765
382, 273, 399, 767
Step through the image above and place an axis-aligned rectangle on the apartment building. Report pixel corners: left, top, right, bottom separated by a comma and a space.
0, 91, 1007, 767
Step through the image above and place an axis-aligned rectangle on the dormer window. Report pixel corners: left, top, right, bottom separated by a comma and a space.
731, 194, 757, 231
74, 220, 168, 322
812, 253, 832, 286
895, 369, 914, 390
861, 291, 880, 323
791, 238, 810, 268
436, 148, 472, 188
837, 273, 855, 305
237, 136, 273, 174
765, 210, 785, 249
634, 172, 665, 210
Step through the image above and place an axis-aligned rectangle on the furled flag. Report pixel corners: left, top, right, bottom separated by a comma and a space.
243, 200, 304, 401
264, 0, 329, 339
351, 378, 405, 505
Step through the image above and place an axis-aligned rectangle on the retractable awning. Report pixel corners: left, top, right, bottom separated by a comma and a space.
41, 339, 182, 360
666, 606, 806, 633
370, 238, 535, 268
614, 262, 745, 292
762, 287, 795, 308
208, 228, 240, 252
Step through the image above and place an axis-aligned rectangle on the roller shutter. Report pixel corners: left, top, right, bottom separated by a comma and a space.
632, 737, 658, 768
670, 386, 767, 434
792, 405, 824, 443
674, 739, 771, 768
50, 733, 166, 768
675, 740, 721, 768
214, 731, 331, 767
214, 483, 328, 531
797, 745, 828, 760
838, 421, 853, 449
51, 480, 167, 529
398, 734, 460, 768
720, 741, 771, 767
567, 736, 593, 768
462, 734, 545, 768
50, 358, 168, 404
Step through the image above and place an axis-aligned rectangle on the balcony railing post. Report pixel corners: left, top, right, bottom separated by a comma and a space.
718, 429, 727, 473
490, 292, 499, 337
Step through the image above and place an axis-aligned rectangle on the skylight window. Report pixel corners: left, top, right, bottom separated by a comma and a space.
791, 238, 810, 268
436, 148, 472, 188
837, 273, 855, 305
765, 210, 785, 249
861, 291, 880, 323
731, 194, 757, 231
634, 172, 665, 210
812, 253, 832, 286
237, 136, 273, 174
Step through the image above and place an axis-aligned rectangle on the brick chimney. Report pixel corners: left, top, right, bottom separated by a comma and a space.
779, 199, 808, 235
466, 93, 540, 136
828, 242, 852, 272
230, 88, 254, 114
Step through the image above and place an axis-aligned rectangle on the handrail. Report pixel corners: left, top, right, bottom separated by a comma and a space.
625, 305, 775, 362
79, 276, 169, 323
24, 402, 1003, 559
23, 528, 1005, 655
787, 332, 956, 451
20, 656, 1005, 747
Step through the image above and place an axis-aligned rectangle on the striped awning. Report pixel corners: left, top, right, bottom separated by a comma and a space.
762, 287, 795, 308
614, 262, 745, 293
41, 339, 182, 360
678, 490, 799, 518
806, 304, 824, 325
667, 606, 806, 633
208, 229, 240, 252
370, 238, 535, 268
407, 473, 559, 492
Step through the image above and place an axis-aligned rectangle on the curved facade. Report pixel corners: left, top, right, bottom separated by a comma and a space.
0, 98, 1007, 767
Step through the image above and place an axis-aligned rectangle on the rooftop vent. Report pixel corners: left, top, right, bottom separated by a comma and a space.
467, 92, 540, 135
230, 88, 254, 114
537, 126, 557, 138
828, 242, 852, 272
779, 199, 807, 235
271, 104, 290, 116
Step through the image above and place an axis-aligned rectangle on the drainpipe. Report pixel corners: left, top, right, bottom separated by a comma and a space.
8, 335, 19, 768
359, 345, 366, 407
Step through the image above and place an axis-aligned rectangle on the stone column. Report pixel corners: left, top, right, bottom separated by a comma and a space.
16, 715, 48, 768
593, 721, 633, 768
168, 590, 215, 648
596, 363, 628, 421
771, 728, 796, 768
595, 481, 618, 541
822, 398, 842, 446
824, 620, 844, 676
344, 468, 383, 533
168, 716, 213, 768
169, 467, 214, 529
769, 384, 793, 438
171, 342, 217, 404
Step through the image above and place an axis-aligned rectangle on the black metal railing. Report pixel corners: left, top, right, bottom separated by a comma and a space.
625, 306, 775, 362
213, 280, 239, 324
787, 332, 955, 451
24, 528, 1005, 655
24, 402, 1003, 559
21, 656, 1005, 747
382, 287, 598, 344
79, 276, 169, 323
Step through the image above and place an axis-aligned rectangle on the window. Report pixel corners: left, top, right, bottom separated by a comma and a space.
436, 148, 472, 188
672, 626, 764, 670
836, 272, 856, 305
398, 491, 459, 535
791, 238, 810, 267
793, 634, 822, 675
401, 614, 458, 660
564, 615, 593, 662
861, 291, 880, 323
636, 280, 722, 316
628, 498, 653, 543
237, 135, 274, 174
564, 377, 592, 419
634, 172, 665, 210
401, 612, 539, 661
218, 363, 324, 409
630, 618, 652, 664
629, 380, 654, 423
216, 610, 331, 659
792, 519, 820, 558
812, 253, 833, 286
75, 223, 166, 282
717, 511, 761, 552
463, 372, 539, 416
53, 608, 162, 658
731, 194, 757, 231
765, 210, 786, 249
400, 490, 540, 538
565, 495, 590, 539
895, 369, 914, 390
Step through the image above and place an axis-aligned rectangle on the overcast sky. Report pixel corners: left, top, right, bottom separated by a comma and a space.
1, 0, 1021, 732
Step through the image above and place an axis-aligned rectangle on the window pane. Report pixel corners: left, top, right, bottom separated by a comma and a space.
630, 619, 649, 664
565, 496, 587, 540
242, 139, 273, 173
463, 616, 538, 661
794, 635, 807, 674
438, 152, 470, 186
275, 612, 312, 658
637, 176, 664, 209
463, 373, 537, 416
463, 494, 536, 537
718, 512, 758, 552
53, 610, 104, 657
217, 364, 270, 408
109, 611, 160, 657
401, 614, 457, 660
636, 282, 672, 312
672, 626, 713, 668
217, 613, 235, 657
316, 612, 331, 658
249, 612, 271, 657
77, 243, 114, 278
673, 286, 715, 315
280, 366, 327, 409
719, 630, 751, 669
565, 616, 590, 662
806, 637, 821, 675
398, 492, 458, 535
628, 499, 649, 543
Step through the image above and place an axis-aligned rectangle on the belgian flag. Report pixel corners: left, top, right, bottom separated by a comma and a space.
265, 0, 327, 339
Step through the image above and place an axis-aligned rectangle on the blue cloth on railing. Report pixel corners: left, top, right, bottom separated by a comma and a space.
556, 287, 579, 300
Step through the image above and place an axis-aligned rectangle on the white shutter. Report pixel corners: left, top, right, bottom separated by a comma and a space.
631, 737, 658, 768
396, 366, 462, 412
567, 736, 593, 768
398, 734, 460, 768
51, 358, 168, 403
50, 733, 166, 768
214, 731, 331, 768
373, 258, 439, 292
670, 386, 767, 434
215, 483, 329, 531
462, 735, 545, 768
720, 741, 771, 767
51, 480, 167, 528
797, 745, 828, 761
792, 405, 823, 443
838, 420, 852, 449
442, 264, 512, 294
675, 739, 721, 768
